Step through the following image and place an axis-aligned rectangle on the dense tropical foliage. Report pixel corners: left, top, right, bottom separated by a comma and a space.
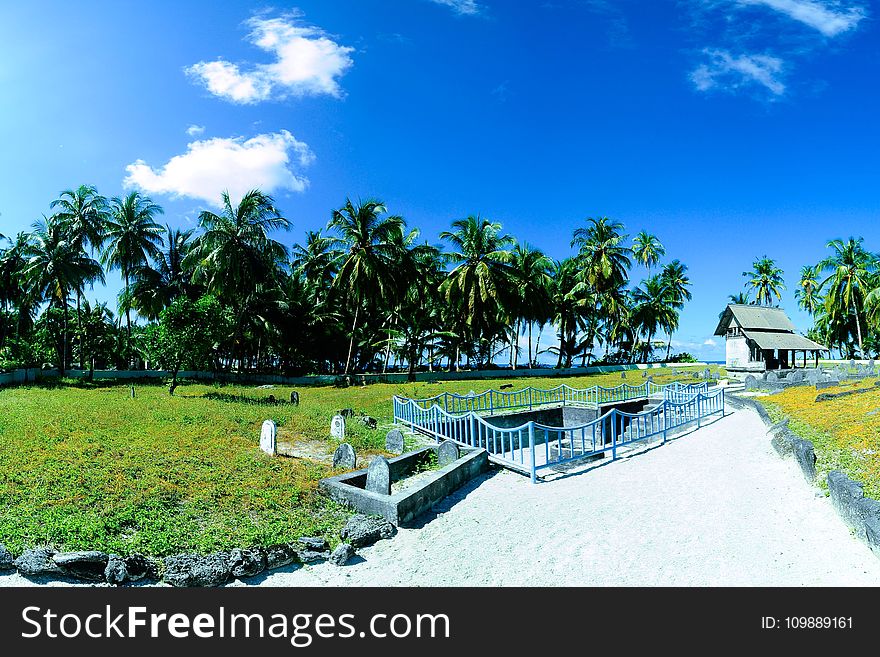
0, 186, 697, 380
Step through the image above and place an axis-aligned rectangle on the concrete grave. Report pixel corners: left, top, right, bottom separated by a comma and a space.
260, 420, 277, 456
290, 391, 300, 405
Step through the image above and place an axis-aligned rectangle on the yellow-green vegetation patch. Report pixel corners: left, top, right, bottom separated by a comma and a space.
0, 367, 721, 556
759, 378, 880, 499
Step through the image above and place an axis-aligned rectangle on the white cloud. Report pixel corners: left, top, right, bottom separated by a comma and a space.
737, 0, 865, 37
186, 14, 354, 104
691, 49, 786, 96
703, 339, 719, 347
186, 124, 205, 136
124, 131, 315, 207
427, 0, 484, 15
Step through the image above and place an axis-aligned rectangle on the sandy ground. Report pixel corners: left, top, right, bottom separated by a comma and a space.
4, 407, 880, 587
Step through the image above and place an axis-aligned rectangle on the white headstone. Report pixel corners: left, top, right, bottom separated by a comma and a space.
260, 420, 277, 456
330, 414, 346, 440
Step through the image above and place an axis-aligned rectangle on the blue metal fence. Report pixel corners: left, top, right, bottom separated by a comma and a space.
393, 383, 725, 483
401, 380, 707, 415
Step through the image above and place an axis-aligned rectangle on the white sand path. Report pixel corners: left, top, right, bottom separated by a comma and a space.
4, 407, 880, 587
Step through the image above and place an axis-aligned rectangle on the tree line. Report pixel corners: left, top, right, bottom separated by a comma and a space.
730, 240, 880, 359
0, 185, 695, 380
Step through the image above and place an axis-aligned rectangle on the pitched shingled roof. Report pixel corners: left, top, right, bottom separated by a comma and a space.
714, 304, 796, 335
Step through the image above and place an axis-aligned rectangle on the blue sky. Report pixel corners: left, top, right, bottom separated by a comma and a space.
1, 0, 878, 361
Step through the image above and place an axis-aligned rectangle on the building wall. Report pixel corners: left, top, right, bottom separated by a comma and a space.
725, 335, 753, 368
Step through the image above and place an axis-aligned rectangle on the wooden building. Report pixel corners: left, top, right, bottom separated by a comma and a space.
714, 304, 828, 377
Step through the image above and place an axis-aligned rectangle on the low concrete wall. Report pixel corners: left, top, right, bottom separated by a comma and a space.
320, 446, 489, 526
0, 361, 713, 389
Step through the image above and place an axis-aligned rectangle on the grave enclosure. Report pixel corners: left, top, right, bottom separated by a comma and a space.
394, 381, 726, 483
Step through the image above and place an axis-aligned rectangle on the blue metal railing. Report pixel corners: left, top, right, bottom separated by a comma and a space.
392, 383, 725, 483
402, 380, 707, 416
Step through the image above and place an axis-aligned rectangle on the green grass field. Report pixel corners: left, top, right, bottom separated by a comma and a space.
759, 378, 880, 500
0, 366, 723, 556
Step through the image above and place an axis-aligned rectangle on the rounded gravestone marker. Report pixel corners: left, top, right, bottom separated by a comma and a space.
332, 443, 356, 470
260, 420, 277, 456
267, 394, 276, 404
330, 415, 346, 440
290, 391, 300, 406
365, 456, 391, 495
385, 429, 405, 455
437, 440, 460, 467
620, 371, 626, 379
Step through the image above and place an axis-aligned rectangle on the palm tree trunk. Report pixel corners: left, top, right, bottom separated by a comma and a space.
343, 304, 360, 375
555, 319, 565, 369
61, 298, 68, 377
510, 320, 518, 370
76, 291, 83, 371
854, 300, 865, 358
125, 271, 132, 369
665, 330, 673, 361
528, 323, 533, 368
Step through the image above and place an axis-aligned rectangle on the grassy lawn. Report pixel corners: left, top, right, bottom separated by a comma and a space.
0, 365, 723, 557
758, 378, 880, 499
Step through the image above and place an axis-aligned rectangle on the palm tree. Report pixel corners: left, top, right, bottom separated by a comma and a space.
547, 258, 588, 368
50, 185, 108, 253
819, 238, 876, 358
743, 256, 785, 306
660, 259, 692, 360
328, 198, 405, 375
129, 225, 197, 320
21, 216, 104, 374
795, 264, 823, 316
439, 215, 514, 368
632, 231, 665, 273
509, 243, 552, 369
291, 229, 337, 304
50, 185, 109, 368
103, 192, 165, 364
632, 276, 674, 363
570, 217, 631, 365
187, 190, 290, 370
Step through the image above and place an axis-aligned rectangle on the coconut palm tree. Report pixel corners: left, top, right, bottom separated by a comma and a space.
50, 185, 108, 253
660, 259, 692, 360
291, 229, 337, 304
21, 216, 104, 374
571, 217, 631, 290
632, 275, 675, 363
187, 190, 290, 369
547, 258, 588, 368
795, 264, 823, 316
728, 292, 750, 305
439, 215, 514, 368
50, 185, 109, 368
328, 198, 405, 375
819, 238, 876, 358
570, 216, 631, 365
632, 230, 665, 273
129, 225, 197, 321
743, 256, 785, 306
509, 242, 552, 369
103, 192, 165, 363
